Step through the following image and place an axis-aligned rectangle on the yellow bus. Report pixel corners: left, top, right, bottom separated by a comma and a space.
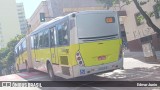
15, 10, 123, 80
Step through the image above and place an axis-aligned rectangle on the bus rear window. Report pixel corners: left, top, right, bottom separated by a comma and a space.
76, 13, 119, 39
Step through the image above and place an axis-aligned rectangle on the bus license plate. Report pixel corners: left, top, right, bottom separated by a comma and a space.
98, 56, 106, 60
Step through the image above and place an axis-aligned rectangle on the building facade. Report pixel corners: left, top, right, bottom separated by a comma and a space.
46, 0, 104, 18
16, 3, 28, 35
0, 0, 21, 48
119, 0, 160, 51
28, 1, 50, 33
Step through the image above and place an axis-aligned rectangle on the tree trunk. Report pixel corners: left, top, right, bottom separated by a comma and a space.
133, 0, 160, 34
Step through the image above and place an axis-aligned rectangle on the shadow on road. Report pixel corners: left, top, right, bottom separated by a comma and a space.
95, 66, 160, 81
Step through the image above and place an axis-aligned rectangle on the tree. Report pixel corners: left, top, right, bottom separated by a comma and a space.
133, 0, 160, 34
0, 34, 24, 75
97, 0, 160, 34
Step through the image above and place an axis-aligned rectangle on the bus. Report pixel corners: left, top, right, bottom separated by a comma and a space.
14, 10, 123, 80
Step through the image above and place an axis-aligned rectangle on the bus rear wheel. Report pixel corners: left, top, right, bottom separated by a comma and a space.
47, 63, 55, 80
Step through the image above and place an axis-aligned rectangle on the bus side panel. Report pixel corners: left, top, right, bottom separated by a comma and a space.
21, 51, 28, 63
52, 44, 79, 78
15, 57, 20, 71
34, 48, 51, 72
68, 44, 79, 66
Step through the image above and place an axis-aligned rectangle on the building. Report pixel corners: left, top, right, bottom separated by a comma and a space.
46, 0, 104, 18
90, 0, 160, 52
28, 1, 50, 33
118, 0, 160, 51
16, 3, 28, 35
0, 0, 21, 48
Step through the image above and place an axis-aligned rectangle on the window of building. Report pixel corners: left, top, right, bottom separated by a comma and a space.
134, 12, 144, 26
56, 20, 69, 46
153, 3, 160, 19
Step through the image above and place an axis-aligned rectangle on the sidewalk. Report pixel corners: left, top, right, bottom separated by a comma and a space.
124, 50, 160, 62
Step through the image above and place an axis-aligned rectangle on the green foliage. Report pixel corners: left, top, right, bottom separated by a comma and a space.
0, 48, 9, 60
122, 0, 131, 5
0, 35, 24, 69
147, 12, 155, 17
157, 4, 160, 11
137, 14, 144, 22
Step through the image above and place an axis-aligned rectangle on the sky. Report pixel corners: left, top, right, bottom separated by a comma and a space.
16, 0, 45, 19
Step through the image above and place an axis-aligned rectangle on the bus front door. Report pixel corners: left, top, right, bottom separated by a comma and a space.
50, 28, 59, 74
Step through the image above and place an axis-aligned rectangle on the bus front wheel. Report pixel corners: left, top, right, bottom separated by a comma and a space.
47, 63, 55, 80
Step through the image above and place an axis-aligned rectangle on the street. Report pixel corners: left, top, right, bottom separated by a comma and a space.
1, 50, 160, 90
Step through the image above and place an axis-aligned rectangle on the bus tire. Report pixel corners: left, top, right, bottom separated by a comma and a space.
47, 63, 55, 80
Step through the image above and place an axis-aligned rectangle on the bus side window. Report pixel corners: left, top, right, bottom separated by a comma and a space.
22, 40, 26, 52
15, 48, 18, 57
38, 32, 43, 48
19, 45, 22, 55
31, 36, 34, 49
17, 48, 19, 57
57, 20, 69, 46
43, 30, 49, 48
34, 34, 38, 49
50, 28, 55, 47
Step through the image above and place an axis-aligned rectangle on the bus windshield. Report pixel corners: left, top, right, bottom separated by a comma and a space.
76, 13, 120, 39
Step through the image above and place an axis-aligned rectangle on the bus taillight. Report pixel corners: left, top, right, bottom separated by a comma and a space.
76, 51, 84, 66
